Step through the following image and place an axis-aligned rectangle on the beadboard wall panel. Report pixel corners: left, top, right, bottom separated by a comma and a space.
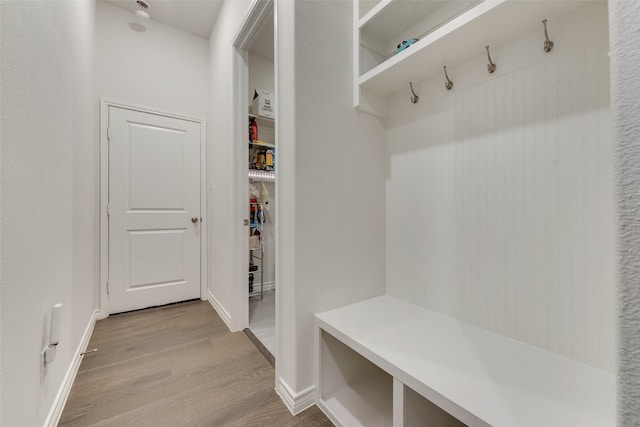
385, 2, 614, 371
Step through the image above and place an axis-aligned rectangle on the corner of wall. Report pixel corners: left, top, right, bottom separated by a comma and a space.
609, 1, 640, 425
275, 376, 316, 416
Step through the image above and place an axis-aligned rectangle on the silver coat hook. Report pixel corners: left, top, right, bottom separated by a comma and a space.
542, 19, 554, 53
409, 82, 419, 104
443, 66, 453, 91
486, 45, 496, 74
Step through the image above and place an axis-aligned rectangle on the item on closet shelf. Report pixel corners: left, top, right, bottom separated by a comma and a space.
249, 183, 260, 199
249, 273, 254, 293
249, 117, 258, 142
265, 148, 275, 171
252, 89, 275, 118
249, 235, 260, 250
394, 38, 419, 55
256, 152, 266, 170
256, 204, 265, 224
250, 197, 258, 222
261, 182, 270, 211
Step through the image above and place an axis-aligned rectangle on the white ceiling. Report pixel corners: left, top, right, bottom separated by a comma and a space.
103, 0, 223, 38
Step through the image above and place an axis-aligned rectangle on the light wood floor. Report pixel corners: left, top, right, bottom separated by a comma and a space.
59, 300, 332, 426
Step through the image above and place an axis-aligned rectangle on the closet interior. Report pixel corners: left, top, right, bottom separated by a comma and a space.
246, 10, 276, 358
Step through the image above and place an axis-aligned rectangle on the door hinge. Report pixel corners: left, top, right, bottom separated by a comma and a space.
106, 127, 110, 141
107, 204, 110, 216
106, 280, 110, 295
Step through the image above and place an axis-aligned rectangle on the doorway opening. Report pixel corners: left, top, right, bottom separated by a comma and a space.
232, 0, 277, 362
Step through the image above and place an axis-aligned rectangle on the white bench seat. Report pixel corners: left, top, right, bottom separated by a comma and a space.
315, 295, 615, 427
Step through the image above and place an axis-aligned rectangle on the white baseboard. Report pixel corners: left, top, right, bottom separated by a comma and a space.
275, 377, 316, 415
207, 291, 232, 331
260, 281, 275, 292
44, 309, 98, 427
317, 398, 344, 427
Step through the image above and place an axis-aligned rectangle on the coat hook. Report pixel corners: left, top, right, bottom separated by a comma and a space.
443, 66, 453, 91
542, 19, 554, 53
485, 45, 496, 74
409, 82, 419, 104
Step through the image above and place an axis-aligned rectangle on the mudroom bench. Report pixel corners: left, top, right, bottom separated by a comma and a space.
314, 296, 615, 427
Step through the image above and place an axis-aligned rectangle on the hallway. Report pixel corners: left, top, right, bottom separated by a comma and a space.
59, 301, 330, 426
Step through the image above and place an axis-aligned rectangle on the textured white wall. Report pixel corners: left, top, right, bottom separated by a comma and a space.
0, 1, 97, 425
609, 1, 640, 425
208, 0, 252, 321
276, 0, 387, 395
95, 2, 210, 119
385, 3, 615, 371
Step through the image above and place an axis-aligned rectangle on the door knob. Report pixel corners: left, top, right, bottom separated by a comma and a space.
191, 217, 199, 223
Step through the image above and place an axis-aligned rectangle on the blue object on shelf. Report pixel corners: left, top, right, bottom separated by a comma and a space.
394, 38, 419, 55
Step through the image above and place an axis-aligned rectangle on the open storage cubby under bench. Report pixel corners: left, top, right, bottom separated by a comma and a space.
315, 296, 615, 427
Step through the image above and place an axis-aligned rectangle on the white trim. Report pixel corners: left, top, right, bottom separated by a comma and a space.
199, 115, 208, 302
258, 281, 276, 292
231, 44, 250, 332
99, 100, 109, 317
316, 399, 344, 427
207, 291, 233, 331
99, 99, 208, 316
43, 310, 98, 427
275, 377, 316, 415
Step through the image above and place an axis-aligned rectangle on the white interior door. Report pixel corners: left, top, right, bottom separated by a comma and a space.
108, 106, 202, 314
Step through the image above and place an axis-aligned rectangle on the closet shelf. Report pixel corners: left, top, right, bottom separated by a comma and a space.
249, 113, 275, 124
248, 169, 275, 182
356, 0, 588, 115
250, 140, 275, 148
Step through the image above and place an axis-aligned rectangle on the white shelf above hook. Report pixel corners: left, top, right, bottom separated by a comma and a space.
354, 0, 589, 118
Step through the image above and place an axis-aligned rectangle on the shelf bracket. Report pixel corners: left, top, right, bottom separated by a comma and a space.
542, 19, 554, 53
443, 66, 454, 91
486, 45, 497, 74
409, 82, 419, 104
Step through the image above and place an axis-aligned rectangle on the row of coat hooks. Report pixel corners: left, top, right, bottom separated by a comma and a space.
409, 18, 554, 104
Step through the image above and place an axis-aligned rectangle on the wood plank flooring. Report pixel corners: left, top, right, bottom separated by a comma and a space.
59, 300, 332, 426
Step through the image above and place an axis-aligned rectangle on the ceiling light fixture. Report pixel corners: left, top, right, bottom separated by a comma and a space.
135, 0, 150, 20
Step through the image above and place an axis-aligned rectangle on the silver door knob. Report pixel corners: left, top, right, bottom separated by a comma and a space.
191, 217, 199, 223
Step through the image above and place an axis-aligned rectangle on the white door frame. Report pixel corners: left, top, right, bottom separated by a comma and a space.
231, 0, 275, 332
98, 99, 208, 318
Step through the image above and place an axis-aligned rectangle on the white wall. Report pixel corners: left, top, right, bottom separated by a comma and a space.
96, 2, 210, 119
0, 1, 98, 425
385, 3, 615, 371
276, 0, 387, 398
208, 0, 252, 323
610, 1, 640, 424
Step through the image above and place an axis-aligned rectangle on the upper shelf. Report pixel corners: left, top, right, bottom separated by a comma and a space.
360, 0, 476, 44
249, 113, 275, 124
357, 0, 590, 102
